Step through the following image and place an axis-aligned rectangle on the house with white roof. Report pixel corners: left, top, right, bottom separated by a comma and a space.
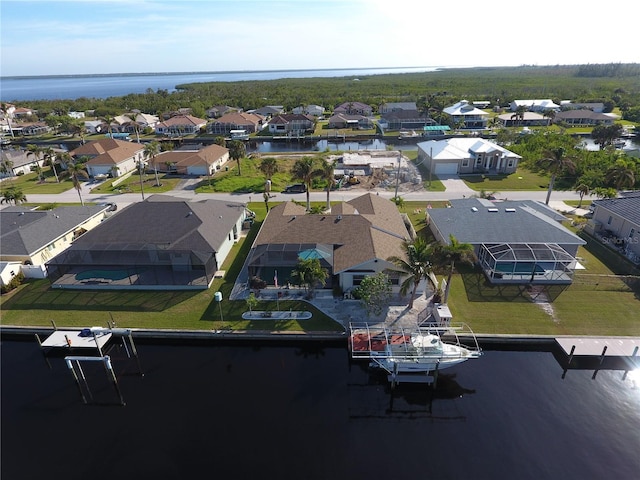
510, 99, 560, 112
291, 105, 325, 117
443, 100, 489, 129
417, 138, 521, 176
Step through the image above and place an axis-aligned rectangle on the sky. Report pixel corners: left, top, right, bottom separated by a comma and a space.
1, 0, 638, 77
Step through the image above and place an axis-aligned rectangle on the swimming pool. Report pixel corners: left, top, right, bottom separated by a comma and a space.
75, 269, 133, 281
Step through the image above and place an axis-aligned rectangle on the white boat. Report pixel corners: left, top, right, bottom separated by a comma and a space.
349, 322, 482, 374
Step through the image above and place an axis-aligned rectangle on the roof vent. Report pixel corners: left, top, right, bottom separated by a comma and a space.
488, 208, 498, 213
337, 215, 342, 220
471, 207, 478, 212
505, 208, 516, 213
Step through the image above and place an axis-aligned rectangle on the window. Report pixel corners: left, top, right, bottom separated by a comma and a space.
475, 157, 482, 165
508, 160, 514, 167
352, 274, 366, 286
607, 216, 613, 225
462, 159, 469, 167
630, 228, 635, 238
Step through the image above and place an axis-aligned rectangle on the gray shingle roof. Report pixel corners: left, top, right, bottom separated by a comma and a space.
593, 194, 640, 227
427, 198, 585, 246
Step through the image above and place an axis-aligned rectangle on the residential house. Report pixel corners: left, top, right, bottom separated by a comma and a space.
553, 110, 618, 126
69, 138, 145, 178
510, 99, 560, 112
378, 110, 435, 131
253, 106, 285, 118
206, 105, 240, 118
267, 114, 315, 135
443, 100, 489, 129
334, 102, 373, 116
327, 113, 373, 130
291, 105, 325, 117
207, 112, 264, 135
46, 195, 249, 290
584, 192, 640, 264
1, 148, 47, 177
426, 198, 586, 285
417, 138, 521, 175
113, 113, 160, 132
68, 111, 86, 119
1, 205, 109, 279
150, 144, 230, 176
84, 120, 106, 134
560, 102, 606, 113
15, 122, 50, 136
246, 193, 421, 296
498, 111, 551, 127
154, 114, 207, 136
378, 102, 417, 114
12, 107, 35, 118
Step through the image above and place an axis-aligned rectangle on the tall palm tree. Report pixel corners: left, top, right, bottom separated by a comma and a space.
228, 140, 246, 176
66, 160, 90, 205
26, 144, 45, 181
574, 183, 590, 208
387, 237, 435, 309
1, 103, 15, 139
144, 140, 161, 187
126, 112, 141, 143
535, 147, 577, 205
605, 159, 636, 190
44, 147, 59, 183
291, 156, 316, 211
0, 158, 14, 183
1, 186, 27, 205
315, 158, 336, 211
436, 234, 476, 304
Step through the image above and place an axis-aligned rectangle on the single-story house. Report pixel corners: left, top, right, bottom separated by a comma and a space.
246, 193, 423, 296
84, 120, 106, 134
0, 261, 23, 287
1, 148, 46, 177
252, 106, 285, 118
584, 191, 640, 264
206, 105, 240, 118
443, 100, 489, 129
267, 114, 315, 135
379, 102, 418, 114
417, 138, 521, 176
291, 105, 325, 117
327, 113, 373, 130
150, 144, 230, 176
510, 99, 560, 112
378, 110, 436, 131
334, 102, 373, 116
69, 138, 145, 178
560, 102, 605, 113
498, 111, 551, 127
207, 112, 264, 135
426, 198, 587, 285
154, 115, 207, 136
1, 204, 109, 278
46, 195, 249, 290
553, 110, 618, 126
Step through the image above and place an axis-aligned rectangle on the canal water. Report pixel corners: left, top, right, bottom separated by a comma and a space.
2, 338, 639, 480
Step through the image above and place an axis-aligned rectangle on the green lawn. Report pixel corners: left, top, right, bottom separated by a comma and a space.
462, 168, 549, 191
2, 169, 75, 194
90, 174, 182, 194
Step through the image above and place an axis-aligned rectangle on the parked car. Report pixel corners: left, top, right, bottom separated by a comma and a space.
283, 183, 307, 193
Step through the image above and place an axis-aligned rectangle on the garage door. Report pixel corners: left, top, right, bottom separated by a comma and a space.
434, 163, 458, 175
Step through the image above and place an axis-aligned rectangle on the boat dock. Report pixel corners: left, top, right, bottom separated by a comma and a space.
555, 337, 640, 361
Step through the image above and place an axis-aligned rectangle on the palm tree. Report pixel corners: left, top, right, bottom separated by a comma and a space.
259, 157, 278, 180
126, 112, 141, 143
0, 158, 14, 183
101, 114, 115, 138
542, 109, 556, 125
574, 183, 590, 208
144, 140, 161, 187
228, 140, 246, 176
436, 234, 476, 304
535, 147, 577, 205
66, 160, 89, 205
26, 144, 45, 181
1, 185, 27, 205
1, 103, 15, 139
291, 156, 316, 211
605, 159, 636, 190
291, 258, 328, 298
40, 147, 59, 183
387, 237, 435, 309
315, 158, 336, 211
511, 105, 527, 126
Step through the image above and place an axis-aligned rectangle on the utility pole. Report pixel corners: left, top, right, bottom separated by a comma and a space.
394, 150, 402, 199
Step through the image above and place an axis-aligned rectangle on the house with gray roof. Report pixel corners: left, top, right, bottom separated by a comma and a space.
585, 191, 640, 264
1, 204, 109, 278
426, 198, 586, 284
247, 193, 419, 295
378, 110, 435, 131
553, 110, 618, 126
379, 102, 418, 114
46, 195, 248, 290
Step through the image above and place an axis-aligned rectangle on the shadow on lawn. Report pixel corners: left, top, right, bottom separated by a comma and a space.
461, 272, 569, 303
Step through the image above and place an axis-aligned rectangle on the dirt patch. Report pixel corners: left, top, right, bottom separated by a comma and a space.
526, 286, 558, 323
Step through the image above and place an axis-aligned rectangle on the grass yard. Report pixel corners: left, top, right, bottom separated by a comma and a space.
2, 169, 75, 194
462, 168, 549, 191
90, 174, 182, 194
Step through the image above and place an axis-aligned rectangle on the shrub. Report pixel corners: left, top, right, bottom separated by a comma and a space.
1, 272, 25, 294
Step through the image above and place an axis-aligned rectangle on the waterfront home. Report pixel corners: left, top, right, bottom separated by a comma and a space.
206, 105, 240, 118
378, 110, 435, 131
113, 113, 160, 132
426, 198, 586, 285
154, 114, 207, 136
207, 112, 264, 135
69, 138, 145, 178
334, 102, 373, 116
149, 144, 229, 176
246, 193, 423, 296
0, 204, 109, 279
584, 191, 640, 264
84, 120, 106, 134
327, 113, 373, 130
442, 100, 489, 129
46, 195, 249, 290
510, 99, 560, 112
378, 102, 417, 114
560, 102, 606, 113
552, 110, 618, 126
253, 106, 285, 118
291, 105, 325, 117
417, 138, 520, 176
267, 114, 315, 135
498, 111, 551, 127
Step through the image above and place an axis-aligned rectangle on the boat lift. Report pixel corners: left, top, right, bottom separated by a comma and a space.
349, 322, 482, 378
